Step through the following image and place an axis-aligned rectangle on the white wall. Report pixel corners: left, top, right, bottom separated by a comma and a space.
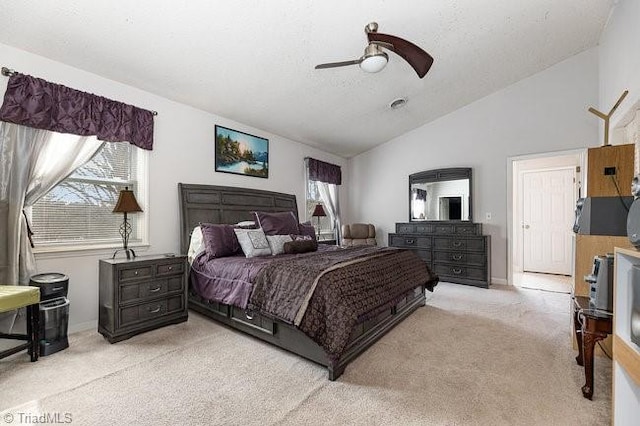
0, 43, 347, 330
348, 48, 599, 284
599, 0, 640, 128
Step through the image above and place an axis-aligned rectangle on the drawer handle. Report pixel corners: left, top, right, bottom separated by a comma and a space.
405, 239, 415, 244
168, 266, 173, 271
460, 228, 469, 233
245, 310, 254, 320
452, 241, 463, 247
148, 305, 162, 314
149, 286, 161, 293
452, 254, 463, 261
452, 268, 463, 275
134, 271, 139, 276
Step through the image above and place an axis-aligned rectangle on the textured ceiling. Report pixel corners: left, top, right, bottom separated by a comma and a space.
0, 1, 614, 157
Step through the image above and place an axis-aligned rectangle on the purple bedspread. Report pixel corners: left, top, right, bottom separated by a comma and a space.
189, 245, 337, 308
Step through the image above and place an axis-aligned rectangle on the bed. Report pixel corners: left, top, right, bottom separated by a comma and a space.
179, 183, 438, 380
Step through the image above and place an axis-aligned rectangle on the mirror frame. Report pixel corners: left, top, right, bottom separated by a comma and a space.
409, 167, 473, 222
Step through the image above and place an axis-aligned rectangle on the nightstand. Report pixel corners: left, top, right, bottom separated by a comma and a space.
98, 254, 188, 343
318, 239, 337, 246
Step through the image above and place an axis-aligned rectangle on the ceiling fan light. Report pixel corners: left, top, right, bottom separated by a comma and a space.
359, 54, 388, 73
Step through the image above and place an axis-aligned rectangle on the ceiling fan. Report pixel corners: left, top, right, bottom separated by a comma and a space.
315, 22, 434, 78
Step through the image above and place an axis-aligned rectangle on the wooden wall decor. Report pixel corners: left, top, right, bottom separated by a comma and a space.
586, 144, 635, 197
588, 90, 628, 146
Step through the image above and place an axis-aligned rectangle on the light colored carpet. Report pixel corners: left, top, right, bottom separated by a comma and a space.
513, 272, 572, 294
0, 283, 610, 425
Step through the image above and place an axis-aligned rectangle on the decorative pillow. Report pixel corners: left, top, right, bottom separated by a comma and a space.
234, 220, 258, 229
234, 228, 272, 258
200, 223, 241, 259
187, 226, 205, 264
298, 221, 318, 243
283, 239, 317, 254
266, 234, 293, 255
290, 232, 318, 251
254, 211, 299, 236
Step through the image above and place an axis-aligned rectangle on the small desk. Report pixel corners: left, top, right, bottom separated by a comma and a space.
572, 295, 613, 400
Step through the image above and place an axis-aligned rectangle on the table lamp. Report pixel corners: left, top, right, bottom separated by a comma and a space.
311, 204, 327, 239
112, 187, 143, 260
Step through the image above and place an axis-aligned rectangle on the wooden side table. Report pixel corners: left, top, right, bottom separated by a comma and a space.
572, 295, 613, 400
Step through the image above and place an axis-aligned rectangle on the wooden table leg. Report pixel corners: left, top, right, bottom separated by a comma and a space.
574, 308, 584, 366
581, 330, 608, 400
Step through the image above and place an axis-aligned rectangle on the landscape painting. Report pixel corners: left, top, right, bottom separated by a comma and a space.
215, 125, 269, 178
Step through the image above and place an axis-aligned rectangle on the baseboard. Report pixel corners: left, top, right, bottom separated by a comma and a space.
69, 320, 97, 334
491, 277, 509, 286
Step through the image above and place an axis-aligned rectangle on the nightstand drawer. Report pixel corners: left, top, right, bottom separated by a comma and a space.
156, 261, 184, 277
118, 294, 185, 328
120, 280, 167, 303
119, 266, 153, 283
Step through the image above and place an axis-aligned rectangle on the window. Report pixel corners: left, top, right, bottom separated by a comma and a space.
306, 179, 333, 239
31, 140, 147, 249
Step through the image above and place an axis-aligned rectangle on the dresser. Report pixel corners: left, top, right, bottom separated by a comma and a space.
389, 221, 491, 288
99, 254, 188, 343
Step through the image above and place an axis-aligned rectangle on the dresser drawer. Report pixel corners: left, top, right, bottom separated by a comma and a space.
433, 264, 487, 281
389, 234, 431, 248
433, 251, 485, 266
118, 294, 185, 328
156, 261, 184, 277
454, 223, 482, 235
433, 237, 486, 252
118, 265, 153, 283
395, 223, 434, 234
434, 223, 455, 234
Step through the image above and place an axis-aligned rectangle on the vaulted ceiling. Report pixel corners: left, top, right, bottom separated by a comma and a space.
0, 1, 614, 157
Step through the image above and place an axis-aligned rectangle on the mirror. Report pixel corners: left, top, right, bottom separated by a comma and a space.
409, 168, 472, 221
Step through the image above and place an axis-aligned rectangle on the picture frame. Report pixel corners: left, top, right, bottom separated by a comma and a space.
215, 125, 269, 178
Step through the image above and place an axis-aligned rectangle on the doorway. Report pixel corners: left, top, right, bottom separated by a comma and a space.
508, 151, 584, 291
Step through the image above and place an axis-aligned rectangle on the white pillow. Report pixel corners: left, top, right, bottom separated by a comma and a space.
234, 228, 272, 258
266, 234, 293, 255
187, 226, 204, 265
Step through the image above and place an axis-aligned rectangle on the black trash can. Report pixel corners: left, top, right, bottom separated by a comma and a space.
29, 273, 70, 356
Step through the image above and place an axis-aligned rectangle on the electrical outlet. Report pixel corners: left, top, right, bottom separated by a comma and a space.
486, 212, 492, 221
604, 167, 616, 176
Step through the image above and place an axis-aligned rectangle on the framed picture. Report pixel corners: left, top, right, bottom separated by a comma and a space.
215, 125, 269, 178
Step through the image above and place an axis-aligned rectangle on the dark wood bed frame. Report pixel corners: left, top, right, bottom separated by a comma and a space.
179, 183, 427, 380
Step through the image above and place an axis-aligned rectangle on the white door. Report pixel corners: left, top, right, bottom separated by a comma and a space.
522, 168, 575, 274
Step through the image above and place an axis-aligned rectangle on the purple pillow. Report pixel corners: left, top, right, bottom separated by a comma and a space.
254, 211, 299, 236
283, 239, 317, 254
298, 221, 318, 243
200, 223, 241, 258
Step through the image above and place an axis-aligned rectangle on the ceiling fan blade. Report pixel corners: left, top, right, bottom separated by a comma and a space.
315, 59, 362, 69
367, 32, 434, 78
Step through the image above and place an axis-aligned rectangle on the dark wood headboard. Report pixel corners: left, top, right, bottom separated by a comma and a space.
178, 183, 298, 255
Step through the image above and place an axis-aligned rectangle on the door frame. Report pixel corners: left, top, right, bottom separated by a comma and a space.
507, 149, 586, 286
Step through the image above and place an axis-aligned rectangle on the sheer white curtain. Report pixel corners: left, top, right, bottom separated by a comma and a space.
0, 122, 103, 331
317, 182, 341, 244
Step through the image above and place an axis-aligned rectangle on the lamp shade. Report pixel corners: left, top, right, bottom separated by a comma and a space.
113, 187, 143, 213
312, 204, 327, 217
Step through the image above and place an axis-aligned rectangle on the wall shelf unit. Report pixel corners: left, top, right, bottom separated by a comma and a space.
612, 247, 640, 425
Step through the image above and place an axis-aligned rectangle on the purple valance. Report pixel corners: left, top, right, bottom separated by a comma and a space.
307, 158, 342, 185
0, 73, 154, 150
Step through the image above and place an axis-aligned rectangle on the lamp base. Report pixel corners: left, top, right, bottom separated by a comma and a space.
112, 248, 137, 260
